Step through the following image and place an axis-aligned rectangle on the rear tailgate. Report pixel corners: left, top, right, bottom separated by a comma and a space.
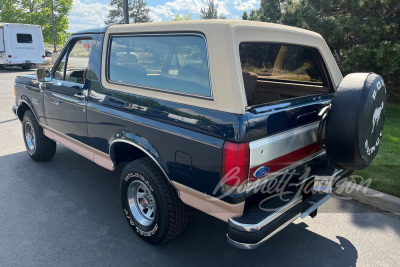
245, 95, 332, 190
239, 42, 335, 191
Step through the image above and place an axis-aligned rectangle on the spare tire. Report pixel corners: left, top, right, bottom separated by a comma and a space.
325, 73, 386, 170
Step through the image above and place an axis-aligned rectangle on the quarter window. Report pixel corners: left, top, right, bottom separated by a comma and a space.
108, 35, 211, 98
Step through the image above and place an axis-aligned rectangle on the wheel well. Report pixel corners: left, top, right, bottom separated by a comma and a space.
111, 142, 147, 166
18, 102, 31, 121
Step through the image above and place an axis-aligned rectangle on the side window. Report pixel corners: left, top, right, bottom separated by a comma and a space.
54, 39, 92, 84
108, 34, 211, 98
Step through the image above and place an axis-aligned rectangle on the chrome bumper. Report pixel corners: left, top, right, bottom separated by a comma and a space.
12, 105, 18, 117
226, 166, 351, 250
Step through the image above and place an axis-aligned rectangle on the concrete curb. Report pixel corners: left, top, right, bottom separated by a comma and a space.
334, 181, 400, 215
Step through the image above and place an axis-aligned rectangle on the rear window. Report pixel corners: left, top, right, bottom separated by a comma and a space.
239, 42, 331, 106
17, 34, 32, 43
240, 43, 326, 84
108, 34, 211, 98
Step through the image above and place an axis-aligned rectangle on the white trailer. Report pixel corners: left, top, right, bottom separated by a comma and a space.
0, 23, 45, 69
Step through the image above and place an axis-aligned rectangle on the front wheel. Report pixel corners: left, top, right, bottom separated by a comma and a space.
120, 158, 188, 244
22, 110, 56, 161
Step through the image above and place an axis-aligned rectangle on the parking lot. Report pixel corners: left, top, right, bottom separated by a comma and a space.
1, 68, 400, 266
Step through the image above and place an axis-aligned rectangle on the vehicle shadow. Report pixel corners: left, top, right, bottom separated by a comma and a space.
1, 147, 359, 266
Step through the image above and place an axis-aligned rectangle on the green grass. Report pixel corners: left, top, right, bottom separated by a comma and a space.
352, 103, 400, 197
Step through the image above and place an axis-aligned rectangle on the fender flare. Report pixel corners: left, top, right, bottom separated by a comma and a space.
18, 98, 40, 122
109, 132, 180, 196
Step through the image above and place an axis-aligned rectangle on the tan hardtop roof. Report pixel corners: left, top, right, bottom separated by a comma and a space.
108, 19, 322, 38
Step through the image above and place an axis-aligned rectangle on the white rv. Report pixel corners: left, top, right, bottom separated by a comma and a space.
0, 23, 45, 69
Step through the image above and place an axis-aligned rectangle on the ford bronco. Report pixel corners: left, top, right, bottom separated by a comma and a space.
11, 20, 386, 249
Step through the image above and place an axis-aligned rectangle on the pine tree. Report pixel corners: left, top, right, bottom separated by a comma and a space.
105, 0, 151, 25
200, 0, 226, 19
242, 0, 400, 93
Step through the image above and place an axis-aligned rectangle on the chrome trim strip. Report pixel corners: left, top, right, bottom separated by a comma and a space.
228, 195, 302, 232
300, 194, 331, 219
249, 122, 319, 166
246, 150, 326, 192
109, 139, 180, 197
227, 214, 300, 250
173, 181, 245, 222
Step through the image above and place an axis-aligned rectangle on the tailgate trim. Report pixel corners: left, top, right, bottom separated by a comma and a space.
249, 122, 319, 166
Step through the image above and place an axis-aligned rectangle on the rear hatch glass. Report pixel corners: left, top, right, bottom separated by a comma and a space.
239, 42, 332, 106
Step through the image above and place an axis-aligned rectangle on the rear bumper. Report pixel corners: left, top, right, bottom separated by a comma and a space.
226, 165, 350, 249
6, 59, 45, 65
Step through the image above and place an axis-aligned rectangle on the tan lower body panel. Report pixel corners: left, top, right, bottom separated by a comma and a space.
172, 181, 245, 222
42, 125, 115, 171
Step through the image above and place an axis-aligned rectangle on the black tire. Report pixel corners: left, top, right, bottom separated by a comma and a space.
325, 73, 386, 170
21, 64, 32, 70
22, 110, 56, 161
120, 158, 188, 244
0, 65, 4, 69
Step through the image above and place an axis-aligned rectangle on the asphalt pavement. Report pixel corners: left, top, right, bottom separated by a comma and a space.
1, 68, 400, 266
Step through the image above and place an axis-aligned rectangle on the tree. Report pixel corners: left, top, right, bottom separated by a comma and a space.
105, 0, 151, 25
242, 0, 400, 96
200, 0, 227, 19
0, 0, 73, 45
171, 13, 192, 21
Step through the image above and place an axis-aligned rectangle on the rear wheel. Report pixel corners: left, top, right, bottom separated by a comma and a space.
120, 158, 188, 244
22, 110, 56, 161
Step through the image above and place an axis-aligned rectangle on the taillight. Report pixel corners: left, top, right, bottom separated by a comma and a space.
8, 55, 12, 58
42, 55, 45, 58
221, 141, 250, 187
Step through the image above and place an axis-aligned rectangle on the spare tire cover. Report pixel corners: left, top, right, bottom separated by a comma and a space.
325, 73, 386, 170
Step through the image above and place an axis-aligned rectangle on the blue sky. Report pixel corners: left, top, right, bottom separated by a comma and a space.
68, 0, 260, 32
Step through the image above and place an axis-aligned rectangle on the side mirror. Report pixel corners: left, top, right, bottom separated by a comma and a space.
36, 68, 51, 82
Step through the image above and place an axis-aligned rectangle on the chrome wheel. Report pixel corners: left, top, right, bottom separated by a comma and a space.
127, 180, 156, 227
24, 122, 35, 151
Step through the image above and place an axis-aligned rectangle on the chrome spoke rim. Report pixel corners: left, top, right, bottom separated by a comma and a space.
127, 179, 156, 227
24, 122, 35, 151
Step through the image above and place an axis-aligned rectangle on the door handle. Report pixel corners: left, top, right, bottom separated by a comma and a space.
74, 93, 86, 100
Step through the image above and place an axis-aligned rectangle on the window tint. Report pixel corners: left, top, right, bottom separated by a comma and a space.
108, 35, 211, 97
17, 34, 32, 43
239, 43, 324, 84
54, 39, 92, 84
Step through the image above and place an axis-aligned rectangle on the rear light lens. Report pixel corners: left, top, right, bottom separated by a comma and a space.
221, 141, 250, 187
42, 55, 45, 58
8, 55, 12, 58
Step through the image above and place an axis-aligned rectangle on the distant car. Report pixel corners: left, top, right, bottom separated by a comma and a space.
45, 50, 51, 57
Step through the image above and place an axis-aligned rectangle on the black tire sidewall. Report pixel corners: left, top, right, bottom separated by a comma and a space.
120, 164, 169, 244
